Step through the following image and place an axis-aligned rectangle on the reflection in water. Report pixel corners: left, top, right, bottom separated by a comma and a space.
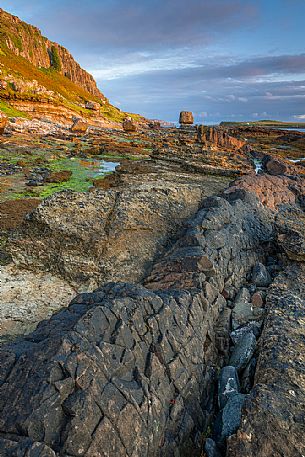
73, 158, 120, 176
289, 157, 305, 163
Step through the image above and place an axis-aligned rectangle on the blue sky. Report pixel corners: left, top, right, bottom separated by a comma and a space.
2, 0, 305, 123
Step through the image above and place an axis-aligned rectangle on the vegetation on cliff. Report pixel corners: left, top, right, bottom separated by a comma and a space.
0, 8, 142, 123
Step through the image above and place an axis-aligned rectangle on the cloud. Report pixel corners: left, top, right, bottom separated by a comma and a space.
8, 0, 256, 53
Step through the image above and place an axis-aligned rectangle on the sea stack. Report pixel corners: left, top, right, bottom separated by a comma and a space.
179, 111, 194, 125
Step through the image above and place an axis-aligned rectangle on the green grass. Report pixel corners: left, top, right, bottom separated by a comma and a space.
0, 100, 27, 117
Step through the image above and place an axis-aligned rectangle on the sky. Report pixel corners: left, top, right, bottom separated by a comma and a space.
1, 0, 305, 123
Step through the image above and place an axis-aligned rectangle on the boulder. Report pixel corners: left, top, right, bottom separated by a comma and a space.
230, 322, 261, 345
204, 438, 222, 457
229, 331, 256, 372
179, 111, 194, 125
251, 262, 271, 287
123, 117, 137, 132
46, 170, 72, 183
71, 118, 88, 133
85, 101, 100, 111
218, 366, 240, 409
265, 157, 287, 176
0, 111, 8, 135
232, 300, 264, 330
251, 291, 264, 307
214, 394, 246, 443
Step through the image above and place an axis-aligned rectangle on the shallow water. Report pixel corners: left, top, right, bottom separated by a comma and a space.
0, 157, 120, 201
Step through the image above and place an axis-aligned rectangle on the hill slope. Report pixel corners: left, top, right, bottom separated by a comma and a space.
0, 8, 141, 125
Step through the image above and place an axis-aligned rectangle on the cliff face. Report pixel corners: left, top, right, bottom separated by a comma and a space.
0, 8, 103, 99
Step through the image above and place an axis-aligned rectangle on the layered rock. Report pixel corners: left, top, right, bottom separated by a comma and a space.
198, 126, 246, 151
225, 174, 305, 210
0, 190, 275, 456
8, 171, 229, 288
0, 8, 104, 98
227, 263, 305, 457
123, 117, 137, 132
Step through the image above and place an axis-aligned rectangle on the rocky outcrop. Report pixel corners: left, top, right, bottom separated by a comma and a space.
198, 126, 246, 151
179, 111, 194, 125
123, 117, 137, 132
0, 8, 104, 98
276, 205, 305, 261
70, 118, 89, 133
225, 174, 305, 210
0, 190, 275, 456
0, 112, 7, 134
227, 263, 305, 457
8, 170, 229, 288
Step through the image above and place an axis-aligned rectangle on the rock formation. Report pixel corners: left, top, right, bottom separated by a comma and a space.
0, 189, 275, 456
70, 118, 89, 134
0, 112, 7, 134
198, 126, 246, 151
0, 107, 304, 457
123, 117, 137, 132
227, 263, 305, 457
179, 111, 194, 125
0, 8, 103, 98
8, 169, 228, 288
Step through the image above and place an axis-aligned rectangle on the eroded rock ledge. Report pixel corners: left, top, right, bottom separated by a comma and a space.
0, 190, 274, 456
0, 167, 304, 457
227, 263, 305, 457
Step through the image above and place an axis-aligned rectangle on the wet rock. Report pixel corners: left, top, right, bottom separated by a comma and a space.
240, 357, 257, 393
265, 157, 287, 176
26, 167, 51, 186
251, 262, 271, 287
232, 300, 264, 330
230, 322, 261, 345
235, 287, 251, 305
46, 170, 72, 183
0, 163, 22, 176
218, 366, 240, 409
216, 394, 246, 443
123, 117, 137, 132
179, 111, 194, 125
70, 118, 88, 133
229, 332, 256, 372
204, 438, 222, 457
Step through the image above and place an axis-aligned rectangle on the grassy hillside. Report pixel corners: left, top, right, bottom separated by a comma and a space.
0, 9, 143, 123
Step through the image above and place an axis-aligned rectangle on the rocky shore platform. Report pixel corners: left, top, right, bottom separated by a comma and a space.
0, 120, 304, 456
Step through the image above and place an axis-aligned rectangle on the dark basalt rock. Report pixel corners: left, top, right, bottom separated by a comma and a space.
227, 264, 305, 457
229, 332, 256, 372
221, 393, 247, 440
251, 262, 271, 287
276, 205, 305, 261
0, 190, 276, 456
218, 366, 240, 409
